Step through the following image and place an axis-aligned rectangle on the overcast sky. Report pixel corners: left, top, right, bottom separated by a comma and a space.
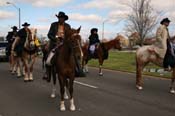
0, 0, 175, 40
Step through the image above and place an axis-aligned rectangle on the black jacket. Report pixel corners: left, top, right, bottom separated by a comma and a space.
6, 31, 17, 44
17, 28, 28, 46
89, 34, 100, 45
47, 21, 71, 50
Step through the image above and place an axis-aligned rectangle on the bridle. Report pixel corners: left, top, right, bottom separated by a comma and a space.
71, 32, 83, 58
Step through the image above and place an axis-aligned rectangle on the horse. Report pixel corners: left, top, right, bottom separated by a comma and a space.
136, 37, 175, 94
82, 35, 123, 76
21, 28, 39, 82
44, 27, 82, 111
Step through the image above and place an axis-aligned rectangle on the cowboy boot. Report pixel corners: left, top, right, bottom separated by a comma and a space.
46, 51, 55, 66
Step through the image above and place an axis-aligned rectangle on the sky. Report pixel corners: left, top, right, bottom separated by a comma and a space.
0, 0, 175, 41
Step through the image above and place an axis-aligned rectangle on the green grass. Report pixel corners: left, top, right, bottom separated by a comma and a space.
87, 50, 171, 78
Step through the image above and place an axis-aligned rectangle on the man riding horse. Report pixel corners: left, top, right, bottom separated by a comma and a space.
46, 11, 85, 77
6, 26, 18, 71
11, 22, 31, 57
148, 18, 171, 71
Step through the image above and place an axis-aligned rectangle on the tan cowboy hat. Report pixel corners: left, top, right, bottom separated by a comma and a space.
22, 22, 30, 26
55, 11, 68, 20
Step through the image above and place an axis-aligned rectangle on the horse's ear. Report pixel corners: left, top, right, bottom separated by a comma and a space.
77, 26, 81, 33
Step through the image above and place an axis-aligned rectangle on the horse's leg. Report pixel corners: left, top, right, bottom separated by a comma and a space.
9, 54, 13, 71
82, 56, 89, 73
50, 83, 56, 98
23, 58, 29, 82
69, 77, 75, 111
51, 66, 57, 98
136, 55, 148, 90
98, 58, 103, 76
58, 76, 66, 111
170, 68, 175, 94
84, 59, 89, 73
29, 56, 36, 81
64, 79, 69, 99
16, 57, 22, 77
11, 55, 16, 74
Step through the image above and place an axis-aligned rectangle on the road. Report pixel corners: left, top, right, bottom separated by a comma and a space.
0, 59, 175, 116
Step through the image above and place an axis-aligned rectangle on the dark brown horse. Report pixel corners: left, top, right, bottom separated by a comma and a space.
44, 27, 82, 111
82, 35, 123, 76
136, 37, 175, 94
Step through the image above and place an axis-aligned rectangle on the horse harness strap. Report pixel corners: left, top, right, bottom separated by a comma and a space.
24, 47, 37, 55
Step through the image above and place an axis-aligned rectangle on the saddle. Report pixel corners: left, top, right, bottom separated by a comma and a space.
88, 43, 108, 60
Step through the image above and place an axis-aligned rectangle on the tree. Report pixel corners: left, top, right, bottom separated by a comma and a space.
125, 0, 159, 46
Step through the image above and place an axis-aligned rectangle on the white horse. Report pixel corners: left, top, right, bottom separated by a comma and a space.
12, 28, 39, 81
136, 44, 175, 94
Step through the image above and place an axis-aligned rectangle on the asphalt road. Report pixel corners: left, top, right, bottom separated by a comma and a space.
0, 59, 175, 116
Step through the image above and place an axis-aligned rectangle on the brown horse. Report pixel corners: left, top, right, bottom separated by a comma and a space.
46, 27, 82, 111
82, 35, 123, 76
136, 37, 175, 94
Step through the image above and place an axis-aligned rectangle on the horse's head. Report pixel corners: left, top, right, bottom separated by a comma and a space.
65, 26, 83, 58
113, 35, 123, 50
24, 28, 37, 50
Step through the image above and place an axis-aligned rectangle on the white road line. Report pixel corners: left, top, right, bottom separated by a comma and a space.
75, 81, 98, 89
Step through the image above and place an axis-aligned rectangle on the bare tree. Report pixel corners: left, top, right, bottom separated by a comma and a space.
125, 0, 159, 46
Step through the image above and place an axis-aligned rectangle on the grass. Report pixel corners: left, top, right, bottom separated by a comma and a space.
87, 50, 171, 79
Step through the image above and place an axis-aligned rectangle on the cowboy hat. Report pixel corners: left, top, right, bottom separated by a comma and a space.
11, 26, 18, 30
90, 28, 98, 34
55, 11, 68, 20
160, 18, 171, 24
22, 22, 30, 26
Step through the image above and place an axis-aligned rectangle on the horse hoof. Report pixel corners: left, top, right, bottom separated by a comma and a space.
24, 78, 29, 82
136, 85, 143, 90
50, 94, 56, 98
24, 80, 29, 82
170, 89, 175, 94
64, 94, 69, 100
60, 105, 66, 111
29, 78, 33, 81
70, 105, 76, 111
17, 73, 21, 77
99, 73, 103, 76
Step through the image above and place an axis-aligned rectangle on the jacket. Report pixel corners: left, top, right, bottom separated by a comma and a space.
153, 25, 170, 58
47, 21, 71, 51
89, 34, 100, 45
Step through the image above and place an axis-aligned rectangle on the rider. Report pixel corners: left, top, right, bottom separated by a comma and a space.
6, 26, 18, 71
46, 11, 85, 77
88, 28, 100, 56
46, 11, 71, 65
148, 18, 171, 70
11, 22, 31, 57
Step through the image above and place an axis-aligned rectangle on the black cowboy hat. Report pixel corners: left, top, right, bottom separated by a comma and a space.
11, 26, 18, 30
90, 28, 98, 33
22, 22, 30, 26
55, 11, 68, 20
160, 18, 171, 24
